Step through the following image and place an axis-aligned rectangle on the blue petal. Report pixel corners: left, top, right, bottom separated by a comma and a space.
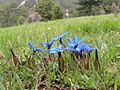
86, 44, 92, 47
77, 44, 89, 52
49, 47, 57, 51
53, 37, 59, 41
74, 35, 78, 43
59, 32, 68, 39
87, 48, 97, 53
80, 44, 92, 47
28, 42, 44, 53
67, 48, 77, 52
66, 37, 73, 42
32, 47, 36, 51
28, 42, 34, 48
49, 50, 57, 54
52, 32, 68, 41
66, 42, 76, 48
59, 49, 64, 52
49, 39, 54, 46
76, 46, 84, 53
58, 45, 63, 49
35, 48, 44, 52
49, 45, 66, 54
40, 43, 49, 47
76, 47, 82, 52
78, 38, 86, 44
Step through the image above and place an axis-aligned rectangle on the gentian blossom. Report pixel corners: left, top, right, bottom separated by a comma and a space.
66, 35, 85, 48
67, 44, 96, 54
40, 39, 54, 49
28, 42, 44, 55
49, 45, 66, 54
49, 45, 66, 72
84, 46, 97, 53
67, 43, 97, 59
53, 32, 68, 44
53, 32, 68, 41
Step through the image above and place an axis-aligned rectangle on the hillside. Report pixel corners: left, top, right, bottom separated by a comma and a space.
0, 15, 120, 89
0, 0, 77, 8
0, 14, 120, 55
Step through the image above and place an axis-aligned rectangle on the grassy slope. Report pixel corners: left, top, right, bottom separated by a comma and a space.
0, 14, 120, 89
0, 14, 120, 57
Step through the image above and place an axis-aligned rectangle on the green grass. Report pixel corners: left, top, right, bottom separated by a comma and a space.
0, 14, 120, 89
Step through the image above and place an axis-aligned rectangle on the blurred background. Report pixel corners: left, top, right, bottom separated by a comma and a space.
0, 0, 120, 28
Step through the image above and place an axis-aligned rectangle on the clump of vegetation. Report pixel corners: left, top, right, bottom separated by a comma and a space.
0, 1, 29, 28
10, 32, 101, 89
36, 0, 64, 21
74, 0, 120, 16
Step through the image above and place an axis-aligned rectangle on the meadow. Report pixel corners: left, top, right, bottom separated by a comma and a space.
0, 14, 120, 90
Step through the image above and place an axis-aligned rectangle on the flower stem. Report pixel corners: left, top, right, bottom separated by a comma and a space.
95, 49, 100, 71
28, 55, 34, 68
58, 52, 64, 72
59, 39, 66, 48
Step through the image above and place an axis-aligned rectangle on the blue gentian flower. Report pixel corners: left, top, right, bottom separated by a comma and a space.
66, 36, 85, 48
53, 32, 68, 46
67, 44, 93, 54
53, 32, 68, 41
39, 39, 54, 49
84, 47, 97, 53
28, 42, 44, 55
66, 37, 73, 42
49, 45, 66, 54
66, 41, 76, 48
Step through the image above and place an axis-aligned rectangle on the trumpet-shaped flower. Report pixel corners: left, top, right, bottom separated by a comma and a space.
84, 46, 97, 53
67, 44, 93, 54
39, 39, 54, 49
49, 45, 66, 54
66, 36, 85, 48
28, 42, 44, 55
53, 32, 68, 41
